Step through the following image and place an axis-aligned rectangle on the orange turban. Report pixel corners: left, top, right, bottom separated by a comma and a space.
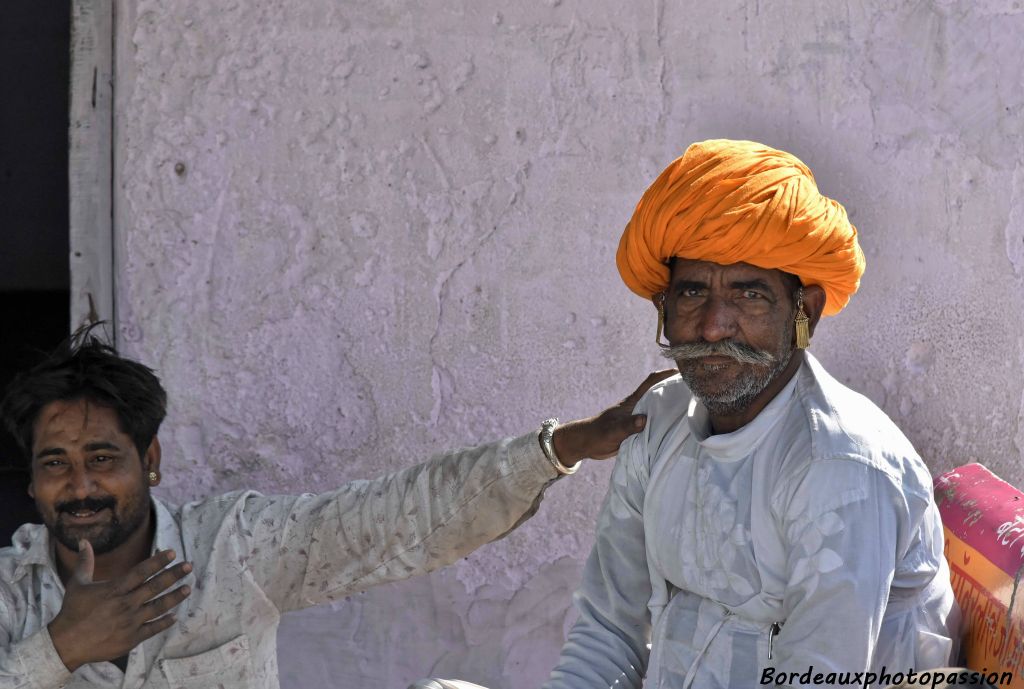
616, 139, 865, 316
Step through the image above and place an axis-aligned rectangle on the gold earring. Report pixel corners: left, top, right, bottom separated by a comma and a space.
655, 294, 669, 347
794, 288, 810, 349
148, 471, 159, 485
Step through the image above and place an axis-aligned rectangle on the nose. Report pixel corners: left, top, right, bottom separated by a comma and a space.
696, 295, 739, 342
65, 464, 97, 500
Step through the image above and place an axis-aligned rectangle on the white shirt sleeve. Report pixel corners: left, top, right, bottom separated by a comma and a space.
770, 458, 906, 678
0, 592, 72, 689
215, 431, 558, 612
543, 425, 653, 689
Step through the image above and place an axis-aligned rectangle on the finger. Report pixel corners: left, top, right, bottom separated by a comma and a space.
131, 562, 192, 605
73, 539, 95, 585
115, 549, 177, 594
136, 612, 179, 642
139, 584, 191, 622
622, 369, 677, 406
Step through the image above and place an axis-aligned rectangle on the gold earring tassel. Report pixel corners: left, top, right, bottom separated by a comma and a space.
795, 309, 810, 349
656, 297, 669, 347
794, 288, 810, 349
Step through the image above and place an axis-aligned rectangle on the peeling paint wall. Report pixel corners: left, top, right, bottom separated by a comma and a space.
111, 1, 1024, 687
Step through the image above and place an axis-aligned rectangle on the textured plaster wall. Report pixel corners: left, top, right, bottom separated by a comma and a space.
111, 1, 1024, 687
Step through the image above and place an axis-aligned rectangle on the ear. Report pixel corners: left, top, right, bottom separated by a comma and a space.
802, 284, 827, 337
144, 436, 162, 480
27, 480, 35, 500
652, 292, 665, 311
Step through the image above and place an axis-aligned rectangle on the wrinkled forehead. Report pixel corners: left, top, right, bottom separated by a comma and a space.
31, 399, 127, 452
668, 258, 791, 287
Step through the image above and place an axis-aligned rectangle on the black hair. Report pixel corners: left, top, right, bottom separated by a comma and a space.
0, 322, 167, 466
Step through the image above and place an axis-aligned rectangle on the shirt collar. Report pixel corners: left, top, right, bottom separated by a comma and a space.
150, 496, 184, 556
9, 496, 182, 583
9, 522, 52, 582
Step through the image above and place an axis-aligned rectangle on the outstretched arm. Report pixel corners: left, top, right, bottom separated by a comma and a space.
233, 371, 675, 613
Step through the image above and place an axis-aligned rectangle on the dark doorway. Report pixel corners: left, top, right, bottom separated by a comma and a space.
1, 4, 72, 543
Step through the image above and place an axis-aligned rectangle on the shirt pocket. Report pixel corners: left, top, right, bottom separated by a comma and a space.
158, 634, 253, 688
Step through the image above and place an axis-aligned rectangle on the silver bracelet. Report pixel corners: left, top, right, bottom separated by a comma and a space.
539, 418, 579, 476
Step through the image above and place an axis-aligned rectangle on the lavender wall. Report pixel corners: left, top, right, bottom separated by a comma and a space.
111, 1, 1024, 687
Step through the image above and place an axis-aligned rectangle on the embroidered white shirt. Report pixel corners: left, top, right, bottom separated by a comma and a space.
0, 432, 557, 689
545, 354, 959, 689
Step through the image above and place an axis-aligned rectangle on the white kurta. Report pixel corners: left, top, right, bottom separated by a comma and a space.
544, 354, 958, 689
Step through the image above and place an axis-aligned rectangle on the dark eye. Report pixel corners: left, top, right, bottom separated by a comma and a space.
742, 290, 764, 300
92, 455, 114, 464
681, 287, 704, 298
39, 458, 68, 473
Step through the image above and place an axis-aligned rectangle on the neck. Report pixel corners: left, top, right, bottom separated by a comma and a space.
707, 350, 805, 435
55, 506, 155, 584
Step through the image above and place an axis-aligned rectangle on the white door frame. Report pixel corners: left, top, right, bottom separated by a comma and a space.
68, 0, 115, 340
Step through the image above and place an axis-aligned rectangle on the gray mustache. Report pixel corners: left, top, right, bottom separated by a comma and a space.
659, 340, 776, 366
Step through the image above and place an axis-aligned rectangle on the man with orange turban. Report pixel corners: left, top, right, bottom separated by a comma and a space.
414, 140, 959, 689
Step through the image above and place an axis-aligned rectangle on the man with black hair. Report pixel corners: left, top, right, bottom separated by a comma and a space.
0, 326, 671, 688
